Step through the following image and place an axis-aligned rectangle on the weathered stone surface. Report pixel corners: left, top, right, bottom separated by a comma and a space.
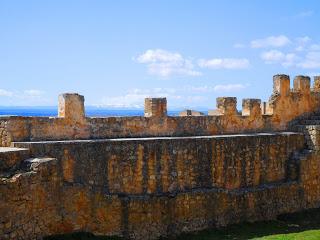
144, 98, 167, 117
314, 76, 320, 91
294, 75, 310, 93
242, 99, 262, 116
216, 97, 238, 115
273, 74, 290, 96
58, 93, 85, 123
13, 132, 304, 193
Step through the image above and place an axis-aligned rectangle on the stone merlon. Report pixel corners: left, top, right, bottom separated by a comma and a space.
294, 75, 310, 93
313, 76, 320, 91
144, 97, 167, 117
58, 93, 85, 122
216, 97, 238, 115
273, 74, 290, 96
242, 98, 262, 116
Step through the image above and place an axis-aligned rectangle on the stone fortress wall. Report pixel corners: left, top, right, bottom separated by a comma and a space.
1, 74, 320, 239
0, 74, 320, 146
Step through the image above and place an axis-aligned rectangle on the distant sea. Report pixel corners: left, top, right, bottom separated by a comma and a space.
0, 106, 185, 117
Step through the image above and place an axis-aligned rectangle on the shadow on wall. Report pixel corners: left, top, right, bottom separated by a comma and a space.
43, 208, 320, 240
44, 232, 123, 240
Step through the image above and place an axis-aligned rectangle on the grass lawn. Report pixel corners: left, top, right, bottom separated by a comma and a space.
254, 230, 320, 240
45, 208, 320, 240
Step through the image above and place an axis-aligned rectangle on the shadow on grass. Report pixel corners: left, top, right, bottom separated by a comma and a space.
44, 232, 123, 240
171, 208, 320, 240
44, 208, 320, 240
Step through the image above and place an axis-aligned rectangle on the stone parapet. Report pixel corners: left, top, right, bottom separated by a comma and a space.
0, 74, 320, 145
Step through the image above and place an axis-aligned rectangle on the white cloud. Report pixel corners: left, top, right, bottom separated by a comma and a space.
136, 49, 201, 77
251, 35, 291, 48
213, 84, 246, 92
295, 36, 312, 51
310, 44, 320, 51
130, 87, 176, 95
283, 53, 297, 67
136, 49, 252, 76
99, 88, 181, 108
260, 50, 297, 67
0, 89, 13, 97
23, 89, 44, 97
98, 83, 248, 108
298, 52, 320, 69
183, 86, 212, 93
295, 46, 305, 52
136, 49, 182, 63
261, 50, 285, 62
307, 72, 320, 77
0, 89, 46, 100
198, 58, 250, 69
185, 96, 207, 103
296, 36, 312, 43
0, 89, 49, 105
100, 94, 145, 108
183, 84, 247, 93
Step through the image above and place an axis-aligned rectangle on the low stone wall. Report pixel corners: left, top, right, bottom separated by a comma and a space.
1, 147, 320, 240
0, 132, 315, 239
13, 132, 304, 193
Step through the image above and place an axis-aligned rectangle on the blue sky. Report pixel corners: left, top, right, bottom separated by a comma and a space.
0, 0, 320, 109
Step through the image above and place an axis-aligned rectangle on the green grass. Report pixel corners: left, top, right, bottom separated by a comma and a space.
253, 230, 320, 240
45, 208, 320, 240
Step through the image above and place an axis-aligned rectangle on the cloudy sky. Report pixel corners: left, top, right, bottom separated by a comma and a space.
0, 0, 320, 109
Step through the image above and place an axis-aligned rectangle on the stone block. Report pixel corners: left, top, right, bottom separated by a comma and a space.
58, 93, 85, 122
144, 98, 167, 117
242, 98, 261, 116
216, 97, 237, 115
273, 74, 290, 96
294, 75, 310, 93
313, 76, 320, 91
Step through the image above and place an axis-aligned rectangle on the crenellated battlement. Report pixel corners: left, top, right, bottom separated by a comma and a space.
0, 74, 320, 146
52, 74, 320, 120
